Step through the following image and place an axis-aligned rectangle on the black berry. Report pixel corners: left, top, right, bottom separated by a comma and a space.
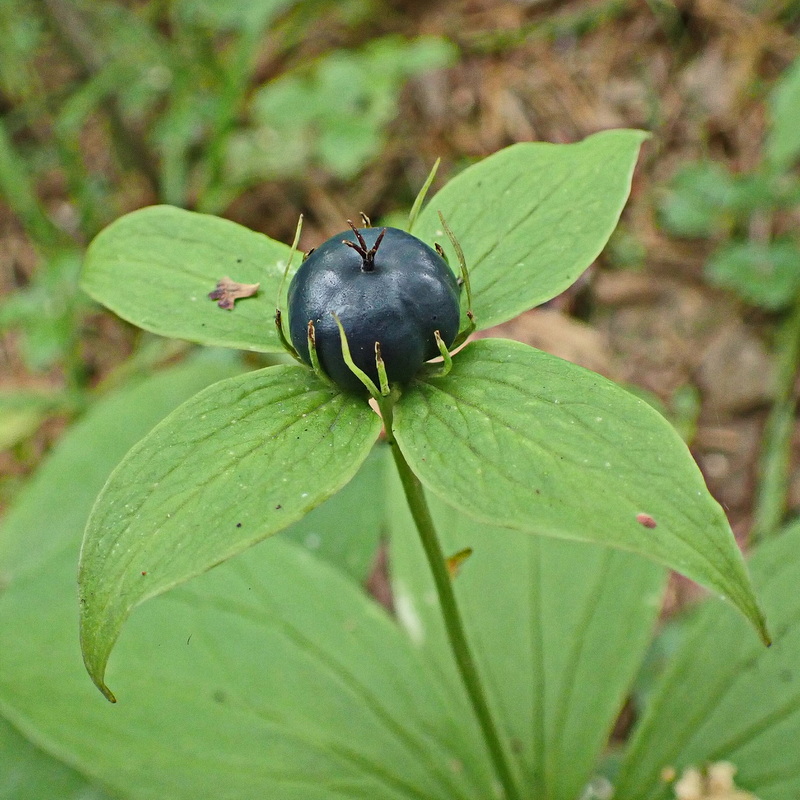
288, 225, 460, 393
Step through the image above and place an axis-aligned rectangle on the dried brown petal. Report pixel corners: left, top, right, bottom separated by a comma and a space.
208, 276, 260, 310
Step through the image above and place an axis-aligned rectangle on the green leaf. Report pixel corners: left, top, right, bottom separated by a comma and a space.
81, 205, 292, 352
0, 394, 51, 451
233, 36, 455, 183
174, 0, 298, 32
614, 520, 800, 800
0, 369, 493, 799
706, 239, 800, 310
0, 356, 238, 798
79, 365, 380, 700
0, 117, 61, 248
414, 129, 648, 330
0, 355, 243, 574
393, 338, 768, 642
0, 717, 112, 800
280, 444, 389, 581
3, 543, 494, 800
389, 490, 665, 800
766, 55, 800, 170
660, 161, 737, 238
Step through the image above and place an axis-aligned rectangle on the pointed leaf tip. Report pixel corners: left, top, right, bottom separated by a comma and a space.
414, 129, 650, 329
78, 365, 380, 694
394, 338, 767, 639
99, 681, 117, 704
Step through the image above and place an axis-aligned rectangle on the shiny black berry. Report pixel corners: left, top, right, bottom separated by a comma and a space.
287, 224, 461, 394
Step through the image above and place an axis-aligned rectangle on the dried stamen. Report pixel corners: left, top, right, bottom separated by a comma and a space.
342, 220, 387, 272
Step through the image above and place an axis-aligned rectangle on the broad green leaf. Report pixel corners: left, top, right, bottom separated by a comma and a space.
0, 356, 239, 799
1, 359, 492, 800
0, 717, 112, 800
706, 238, 800, 310
0, 355, 243, 573
766, 55, 800, 170
614, 521, 800, 800
389, 488, 666, 800
660, 162, 737, 238
3, 542, 494, 800
79, 365, 380, 699
393, 338, 768, 642
81, 205, 292, 352
414, 129, 648, 330
281, 444, 389, 581
0, 369, 492, 799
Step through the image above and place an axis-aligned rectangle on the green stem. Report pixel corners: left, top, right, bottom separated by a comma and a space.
751, 299, 800, 543
385, 415, 522, 800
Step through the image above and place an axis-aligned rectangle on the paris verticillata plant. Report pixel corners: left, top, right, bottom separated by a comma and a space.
2, 130, 797, 800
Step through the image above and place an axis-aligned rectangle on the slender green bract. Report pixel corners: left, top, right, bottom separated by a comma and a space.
78, 365, 380, 700
81, 205, 292, 352
392, 337, 768, 642
414, 129, 649, 330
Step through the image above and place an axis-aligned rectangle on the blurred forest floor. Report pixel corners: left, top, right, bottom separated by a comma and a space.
1, 0, 800, 614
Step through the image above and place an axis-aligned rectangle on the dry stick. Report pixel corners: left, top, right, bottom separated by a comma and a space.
36, 0, 160, 190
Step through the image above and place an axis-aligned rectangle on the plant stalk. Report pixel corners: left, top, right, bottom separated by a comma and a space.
385, 416, 522, 800
751, 299, 800, 543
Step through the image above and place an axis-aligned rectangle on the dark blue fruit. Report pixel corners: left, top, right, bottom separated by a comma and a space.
287, 225, 461, 394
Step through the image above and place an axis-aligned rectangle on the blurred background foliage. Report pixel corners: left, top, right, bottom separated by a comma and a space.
0, 0, 799, 584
